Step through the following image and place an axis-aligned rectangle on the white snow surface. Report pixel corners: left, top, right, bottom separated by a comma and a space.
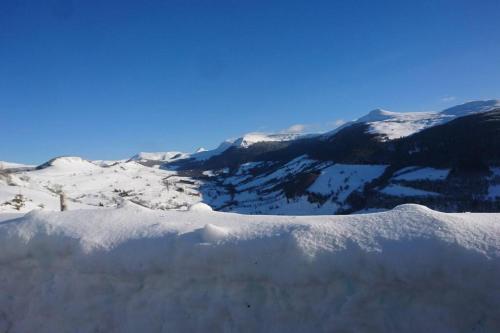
0, 204, 499, 332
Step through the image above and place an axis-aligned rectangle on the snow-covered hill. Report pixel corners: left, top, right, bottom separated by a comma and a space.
0, 203, 498, 332
0, 157, 201, 213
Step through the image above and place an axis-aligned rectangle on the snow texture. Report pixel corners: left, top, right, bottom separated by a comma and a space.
0, 204, 499, 332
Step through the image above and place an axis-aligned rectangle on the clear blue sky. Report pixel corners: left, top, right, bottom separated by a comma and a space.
2, 0, 500, 164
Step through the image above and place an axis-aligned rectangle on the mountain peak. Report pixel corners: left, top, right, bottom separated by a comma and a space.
36, 156, 99, 172
357, 108, 396, 122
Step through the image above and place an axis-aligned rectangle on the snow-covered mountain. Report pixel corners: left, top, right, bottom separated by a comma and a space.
324, 99, 500, 140
2, 99, 500, 215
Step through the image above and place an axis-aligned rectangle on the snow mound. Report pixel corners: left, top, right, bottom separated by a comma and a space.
0, 205, 499, 332
200, 223, 229, 242
189, 202, 213, 212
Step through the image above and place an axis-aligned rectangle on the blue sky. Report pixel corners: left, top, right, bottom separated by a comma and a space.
1, 0, 500, 164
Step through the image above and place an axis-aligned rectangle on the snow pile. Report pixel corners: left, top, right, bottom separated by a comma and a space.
0, 204, 499, 332
188, 202, 213, 212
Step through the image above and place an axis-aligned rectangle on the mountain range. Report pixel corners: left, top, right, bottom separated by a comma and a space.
2, 99, 500, 215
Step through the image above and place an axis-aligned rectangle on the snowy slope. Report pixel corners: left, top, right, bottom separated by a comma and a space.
308, 164, 387, 201
0, 204, 498, 332
357, 109, 448, 139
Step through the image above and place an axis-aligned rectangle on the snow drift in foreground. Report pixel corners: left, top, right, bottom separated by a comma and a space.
0, 204, 499, 333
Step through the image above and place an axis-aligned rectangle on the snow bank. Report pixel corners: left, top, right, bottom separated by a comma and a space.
188, 202, 213, 212
0, 204, 499, 332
